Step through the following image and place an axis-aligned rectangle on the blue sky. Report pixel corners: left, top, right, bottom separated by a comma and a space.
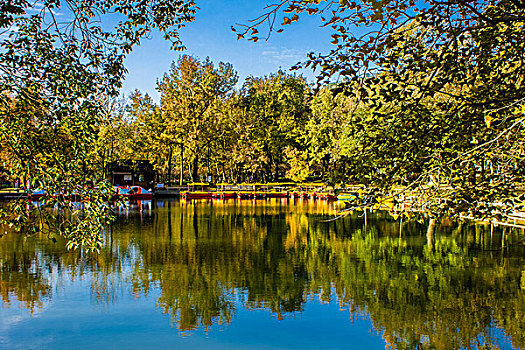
121, 0, 334, 102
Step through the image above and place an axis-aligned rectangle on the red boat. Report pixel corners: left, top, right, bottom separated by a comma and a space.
182, 191, 214, 199
236, 191, 254, 199
212, 191, 237, 199
29, 189, 83, 202
264, 191, 289, 198
29, 189, 47, 201
114, 186, 153, 200
181, 183, 214, 199
290, 183, 338, 200
317, 193, 338, 201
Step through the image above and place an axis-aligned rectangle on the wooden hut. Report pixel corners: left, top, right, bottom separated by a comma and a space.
107, 160, 156, 190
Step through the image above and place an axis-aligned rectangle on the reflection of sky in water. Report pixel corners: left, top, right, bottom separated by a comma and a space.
1, 278, 516, 349
0, 312, 26, 347
1, 278, 385, 349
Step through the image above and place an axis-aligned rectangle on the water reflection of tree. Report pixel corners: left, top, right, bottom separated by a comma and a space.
0, 216, 134, 313
130, 199, 314, 329
311, 218, 525, 350
1, 199, 524, 348
0, 232, 50, 314
0, 225, 66, 314
123, 199, 525, 347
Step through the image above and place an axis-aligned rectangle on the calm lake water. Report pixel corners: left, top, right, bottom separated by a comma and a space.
1, 199, 524, 349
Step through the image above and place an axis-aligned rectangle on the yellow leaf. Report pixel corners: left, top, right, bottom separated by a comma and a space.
485, 114, 493, 128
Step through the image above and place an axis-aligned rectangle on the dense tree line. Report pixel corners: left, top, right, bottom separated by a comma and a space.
102, 45, 524, 223
1, 0, 524, 250
102, 59, 313, 184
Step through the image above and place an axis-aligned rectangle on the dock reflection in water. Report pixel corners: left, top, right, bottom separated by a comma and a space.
0, 198, 524, 349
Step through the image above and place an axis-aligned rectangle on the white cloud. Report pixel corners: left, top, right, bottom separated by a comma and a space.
26, 3, 63, 16
261, 46, 306, 65
0, 25, 20, 40
0, 314, 23, 328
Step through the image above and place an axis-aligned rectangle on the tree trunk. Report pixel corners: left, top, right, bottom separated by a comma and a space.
192, 156, 199, 182
470, 162, 477, 186
207, 145, 211, 181
179, 143, 184, 185
427, 217, 436, 249
167, 145, 173, 185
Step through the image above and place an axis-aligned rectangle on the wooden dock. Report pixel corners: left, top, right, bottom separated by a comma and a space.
0, 188, 26, 200
154, 186, 185, 198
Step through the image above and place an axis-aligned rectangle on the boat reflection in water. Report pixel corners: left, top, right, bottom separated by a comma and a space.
0, 198, 524, 349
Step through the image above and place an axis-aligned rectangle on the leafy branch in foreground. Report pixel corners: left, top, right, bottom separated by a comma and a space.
0, 0, 197, 251
239, 0, 525, 220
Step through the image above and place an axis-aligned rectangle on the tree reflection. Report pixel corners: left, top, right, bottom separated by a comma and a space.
0, 231, 51, 314
0, 224, 68, 314
0, 199, 524, 348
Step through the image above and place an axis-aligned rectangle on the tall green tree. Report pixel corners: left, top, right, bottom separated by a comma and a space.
240, 71, 310, 181
157, 55, 238, 182
307, 86, 370, 185
93, 95, 134, 179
